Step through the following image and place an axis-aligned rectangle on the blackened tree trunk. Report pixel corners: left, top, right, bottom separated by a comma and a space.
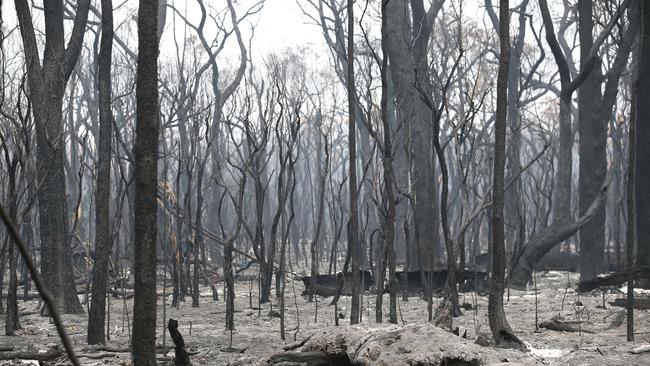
13, 0, 89, 315
489, 0, 521, 346
380, 2, 397, 324
627, 10, 640, 338
577, 0, 607, 281
2, 147, 20, 335
635, 0, 650, 285
347, 0, 360, 325
192, 154, 208, 307
538, 0, 574, 227
510, 0, 636, 286
132, 0, 160, 363
224, 157, 249, 334
224, 232, 235, 333
384, 3, 444, 316
88, 0, 114, 345
309, 115, 328, 303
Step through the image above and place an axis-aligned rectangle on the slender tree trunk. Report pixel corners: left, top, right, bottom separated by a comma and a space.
489, 0, 521, 346
347, 0, 360, 325
88, 0, 114, 345
132, 0, 160, 363
224, 164, 248, 334
192, 162, 206, 308
402, 220, 410, 302
626, 27, 639, 340
5, 161, 20, 335
379, 3, 397, 323
635, 0, 650, 285
310, 117, 328, 303
224, 237, 235, 333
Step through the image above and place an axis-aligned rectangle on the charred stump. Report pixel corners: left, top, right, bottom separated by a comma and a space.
168, 318, 190, 365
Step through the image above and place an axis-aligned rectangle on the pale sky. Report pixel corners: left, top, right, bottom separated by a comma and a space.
0, 0, 327, 61
252, 0, 324, 53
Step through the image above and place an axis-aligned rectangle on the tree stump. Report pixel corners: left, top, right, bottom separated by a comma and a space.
168, 318, 191, 365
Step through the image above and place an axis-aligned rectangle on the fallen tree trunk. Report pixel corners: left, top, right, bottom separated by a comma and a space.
301, 270, 488, 297
261, 323, 538, 366
77, 351, 129, 360
509, 183, 609, 289
539, 317, 594, 333
631, 345, 650, 354
577, 268, 650, 292
300, 271, 373, 297
269, 351, 352, 365
609, 298, 650, 310
0, 350, 63, 361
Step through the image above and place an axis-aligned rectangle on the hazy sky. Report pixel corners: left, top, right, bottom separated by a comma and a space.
252, 0, 324, 53
0, 0, 326, 58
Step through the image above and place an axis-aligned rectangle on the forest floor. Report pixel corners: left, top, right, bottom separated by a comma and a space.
0, 270, 649, 365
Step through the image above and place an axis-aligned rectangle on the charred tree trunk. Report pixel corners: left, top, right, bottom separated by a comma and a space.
488, 0, 521, 346
346, 0, 360, 325
310, 118, 328, 303
627, 17, 639, 339
88, 0, 114, 345
380, 3, 397, 323
510, 0, 636, 284
509, 184, 609, 288
13, 0, 90, 315
635, 0, 650, 285
577, 0, 607, 281
167, 319, 190, 365
131, 0, 160, 363
2, 152, 20, 335
192, 155, 208, 307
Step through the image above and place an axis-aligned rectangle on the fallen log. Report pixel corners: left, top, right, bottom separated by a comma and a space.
631, 345, 650, 354
396, 270, 488, 295
539, 317, 594, 333
283, 336, 313, 351
269, 350, 351, 364
577, 268, 650, 293
77, 351, 126, 359
300, 271, 373, 297
301, 270, 488, 297
0, 350, 63, 361
609, 298, 650, 310
1, 293, 41, 300
261, 323, 538, 366
80, 346, 130, 353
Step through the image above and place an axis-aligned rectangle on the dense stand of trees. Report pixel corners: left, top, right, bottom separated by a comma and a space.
0, 0, 648, 360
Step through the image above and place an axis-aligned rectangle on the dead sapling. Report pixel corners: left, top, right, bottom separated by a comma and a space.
533, 270, 540, 332
574, 298, 585, 337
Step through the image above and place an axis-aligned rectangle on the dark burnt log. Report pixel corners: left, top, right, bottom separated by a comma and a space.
609, 298, 650, 310
301, 270, 488, 297
539, 316, 594, 333
269, 351, 353, 365
0, 350, 63, 361
577, 267, 650, 292
396, 270, 488, 295
300, 271, 372, 297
